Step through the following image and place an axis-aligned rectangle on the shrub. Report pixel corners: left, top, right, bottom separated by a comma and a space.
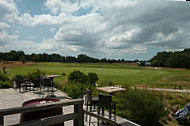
87, 73, 99, 86
117, 90, 166, 126
25, 70, 45, 81
62, 73, 66, 76
0, 81, 12, 88
11, 74, 26, 82
61, 82, 98, 99
0, 71, 9, 81
68, 70, 87, 84
62, 83, 88, 99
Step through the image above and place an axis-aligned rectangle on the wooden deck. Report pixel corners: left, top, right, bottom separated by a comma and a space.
0, 88, 139, 126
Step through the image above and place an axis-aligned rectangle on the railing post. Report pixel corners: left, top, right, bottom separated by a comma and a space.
0, 116, 3, 126
74, 102, 84, 126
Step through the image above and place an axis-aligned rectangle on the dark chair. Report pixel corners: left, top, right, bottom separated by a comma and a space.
32, 78, 41, 92
86, 90, 99, 125
86, 90, 99, 111
98, 94, 116, 120
15, 76, 31, 92
43, 78, 53, 96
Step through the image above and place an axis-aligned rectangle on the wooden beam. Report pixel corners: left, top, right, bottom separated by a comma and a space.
0, 116, 3, 126
84, 110, 120, 126
11, 113, 78, 126
74, 103, 84, 126
0, 99, 83, 116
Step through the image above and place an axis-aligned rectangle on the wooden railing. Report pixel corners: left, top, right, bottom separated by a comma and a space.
0, 99, 140, 126
84, 110, 140, 126
0, 99, 84, 126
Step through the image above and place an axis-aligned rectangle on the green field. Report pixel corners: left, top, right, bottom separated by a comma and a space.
6, 62, 190, 88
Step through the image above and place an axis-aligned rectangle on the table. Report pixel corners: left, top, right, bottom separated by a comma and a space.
96, 86, 126, 95
45, 75, 61, 97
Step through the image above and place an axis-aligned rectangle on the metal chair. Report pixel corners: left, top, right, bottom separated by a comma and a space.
98, 94, 116, 120
32, 78, 41, 92
86, 90, 99, 125
15, 76, 30, 92
43, 78, 53, 96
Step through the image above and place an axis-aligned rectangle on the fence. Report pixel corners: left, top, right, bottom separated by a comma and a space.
0, 98, 140, 126
0, 99, 84, 126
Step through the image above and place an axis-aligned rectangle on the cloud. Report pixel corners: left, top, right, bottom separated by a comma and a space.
45, 0, 80, 15
0, 0, 19, 22
1, 0, 190, 60
19, 12, 68, 26
0, 22, 10, 31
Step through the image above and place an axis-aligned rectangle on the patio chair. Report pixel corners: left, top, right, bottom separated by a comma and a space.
31, 78, 41, 92
86, 90, 99, 111
98, 94, 116, 120
86, 90, 99, 125
15, 76, 31, 92
43, 78, 53, 96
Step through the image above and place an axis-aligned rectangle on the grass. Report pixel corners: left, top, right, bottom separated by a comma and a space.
5, 62, 190, 88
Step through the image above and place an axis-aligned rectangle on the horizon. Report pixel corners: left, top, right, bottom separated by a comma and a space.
0, 0, 190, 60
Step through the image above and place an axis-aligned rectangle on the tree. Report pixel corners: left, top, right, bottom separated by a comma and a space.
68, 70, 87, 84
20, 55, 26, 64
87, 73, 99, 86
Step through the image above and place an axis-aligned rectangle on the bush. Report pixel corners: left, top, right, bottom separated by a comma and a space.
68, 70, 87, 84
25, 70, 45, 81
0, 71, 9, 81
87, 73, 99, 86
61, 82, 98, 99
11, 74, 26, 82
0, 81, 12, 88
62, 83, 88, 98
117, 90, 166, 126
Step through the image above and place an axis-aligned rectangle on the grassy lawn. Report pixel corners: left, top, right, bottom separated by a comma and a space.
5, 62, 190, 88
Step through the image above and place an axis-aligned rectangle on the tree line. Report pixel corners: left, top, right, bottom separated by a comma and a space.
0, 50, 127, 63
150, 48, 190, 69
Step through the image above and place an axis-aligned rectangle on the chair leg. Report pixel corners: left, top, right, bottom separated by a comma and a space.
85, 102, 88, 121
97, 107, 100, 126
109, 109, 111, 119
114, 107, 116, 121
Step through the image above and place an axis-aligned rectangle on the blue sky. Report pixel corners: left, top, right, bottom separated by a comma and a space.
0, 0, 190, 60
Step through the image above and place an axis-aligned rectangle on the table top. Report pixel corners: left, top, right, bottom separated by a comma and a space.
46, 75, 61, 78
96, 86, 126, 94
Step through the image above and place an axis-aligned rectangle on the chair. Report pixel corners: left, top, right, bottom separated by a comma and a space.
86, 90, 99, 125
32, 78, 41, 92
98, 94, 116, 120
86, 90, 99, 111
43, 78, 53, 96
15, 76, 31, 92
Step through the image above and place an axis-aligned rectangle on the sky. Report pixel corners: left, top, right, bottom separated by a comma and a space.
0, 0, 190, 60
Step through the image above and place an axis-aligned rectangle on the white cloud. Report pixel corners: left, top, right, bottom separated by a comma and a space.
0, 0, 19, 22
50, 27, 56, 32
0, 22, 10, 30
19, 12, 68, 26
45, 0, 80, 15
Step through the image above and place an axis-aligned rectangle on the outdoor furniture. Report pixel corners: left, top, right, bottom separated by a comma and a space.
45, 75, 61, 97
98, 94, 116, 121
96, 86, 126, 95
15, 76, 31, 92
86, 90, 99, 125
31, 78, 41, 92
42, 78, 53, 96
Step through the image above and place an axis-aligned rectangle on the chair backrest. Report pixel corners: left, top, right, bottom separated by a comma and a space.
86, 90, 92, 104
33, 78, 41, 87
43, 78, 52, 87
40, 75, 46, 85
98, 94, 112, 109
15, 76, 25, 88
